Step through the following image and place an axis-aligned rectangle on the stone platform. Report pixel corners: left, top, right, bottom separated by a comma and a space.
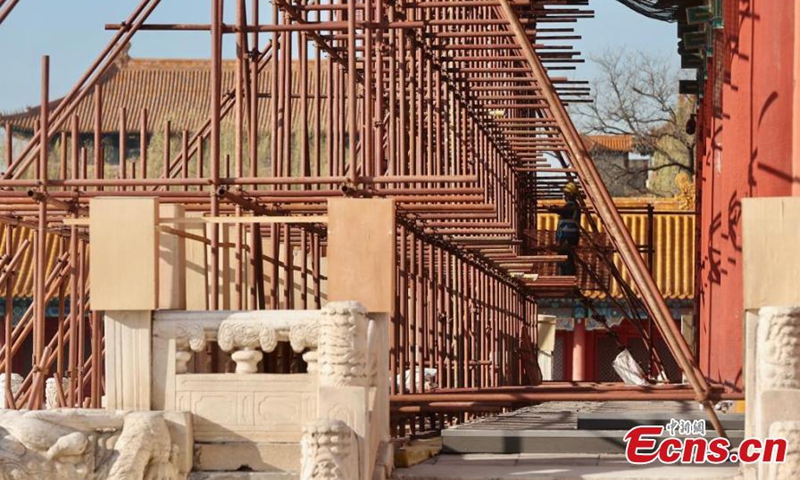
393, 454, 741, 480
442, 401, 744, 455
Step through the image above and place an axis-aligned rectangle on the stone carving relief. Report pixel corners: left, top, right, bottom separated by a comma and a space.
155, 322, 209, 374
289, 322, 319, 354
155, 310, 323, 375
0, 373, 22, 409
45, 377, 70, 410
174, 324, 208, 374
757, 307, 800, 391
767, 421, 800, 480
175, 324, 208, 353
318, 302, 368, 387
290, 322, 320, 374
0, 409, 190, 480
217, 320, 279, 373
300, 419, 358, 480
218, 320, 279, 353
215, 315, 322, 374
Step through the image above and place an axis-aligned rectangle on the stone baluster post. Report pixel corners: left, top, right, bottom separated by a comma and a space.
300, 420, 359, 480
290, 322, 320, 374
320, 198, 396, 479
751, 307, 800, 480
217, 319, 279, 373
742, 198, 800, 480
0, 373, 22, 408
305, 301, 368, 480
45, 376, 69, 409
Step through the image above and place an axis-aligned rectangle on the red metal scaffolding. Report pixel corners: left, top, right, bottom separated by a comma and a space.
0, 0, 724, 436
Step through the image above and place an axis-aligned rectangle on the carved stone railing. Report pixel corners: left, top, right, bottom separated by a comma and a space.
152, 309, 323, 444
150, 302, 392, 479
154, 309, 322, 375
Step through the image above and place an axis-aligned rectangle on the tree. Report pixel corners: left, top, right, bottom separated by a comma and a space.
575, 48, 696, 197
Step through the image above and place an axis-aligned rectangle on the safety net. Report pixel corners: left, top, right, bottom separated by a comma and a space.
614, 0, 681, 22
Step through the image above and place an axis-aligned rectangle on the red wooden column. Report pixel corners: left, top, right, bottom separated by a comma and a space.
572, 318, 587, 381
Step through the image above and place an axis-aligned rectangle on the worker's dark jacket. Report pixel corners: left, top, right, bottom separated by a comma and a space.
554, 198, 581, 243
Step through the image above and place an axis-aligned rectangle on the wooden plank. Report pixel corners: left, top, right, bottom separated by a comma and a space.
66, 215, 328, 226
327, 198, 396, 313
537, 315, 557, 352
743, 197, 800, 309
89, 198, 158, 310
63, 218, 90, 226
204, 215, 328, 224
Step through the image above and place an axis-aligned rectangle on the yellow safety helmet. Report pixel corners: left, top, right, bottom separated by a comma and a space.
562, 182, 579, 195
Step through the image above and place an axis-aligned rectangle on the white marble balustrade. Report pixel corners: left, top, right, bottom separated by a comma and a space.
154, 309, 322, 374
146, 302, 391, 479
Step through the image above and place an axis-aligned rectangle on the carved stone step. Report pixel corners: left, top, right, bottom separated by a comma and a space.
189, 473, 298, 480
194, 442, 301, 472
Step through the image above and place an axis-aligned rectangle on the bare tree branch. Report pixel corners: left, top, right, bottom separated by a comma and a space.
573, 48, 696, 196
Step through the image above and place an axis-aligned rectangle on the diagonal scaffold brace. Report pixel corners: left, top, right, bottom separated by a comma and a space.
496, 0, 728, 438
0, 0, 21, 26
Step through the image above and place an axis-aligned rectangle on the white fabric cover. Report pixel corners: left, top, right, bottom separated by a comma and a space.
612, 349, 648, 386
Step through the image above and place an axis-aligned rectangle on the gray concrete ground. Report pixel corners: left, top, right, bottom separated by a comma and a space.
393, 453, 741, 480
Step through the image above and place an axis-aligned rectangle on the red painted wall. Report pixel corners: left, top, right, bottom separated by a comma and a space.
697, 1, 797, 392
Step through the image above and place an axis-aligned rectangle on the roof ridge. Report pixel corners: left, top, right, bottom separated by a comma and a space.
124, 56, 326, 70
124, 57, 236, 69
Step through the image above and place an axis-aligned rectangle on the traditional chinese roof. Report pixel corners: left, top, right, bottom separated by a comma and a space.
0, 56, 691, 301
0, 52, 330, 135
583, 135, 635, 153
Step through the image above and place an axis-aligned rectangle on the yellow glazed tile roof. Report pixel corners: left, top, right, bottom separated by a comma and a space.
583, 135, 635, 153
537, 210, 695, 300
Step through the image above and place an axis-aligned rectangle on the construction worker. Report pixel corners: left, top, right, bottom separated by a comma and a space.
551, 182, 581, 276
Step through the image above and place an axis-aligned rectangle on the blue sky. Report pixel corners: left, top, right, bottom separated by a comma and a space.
0, 0, 678, 112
